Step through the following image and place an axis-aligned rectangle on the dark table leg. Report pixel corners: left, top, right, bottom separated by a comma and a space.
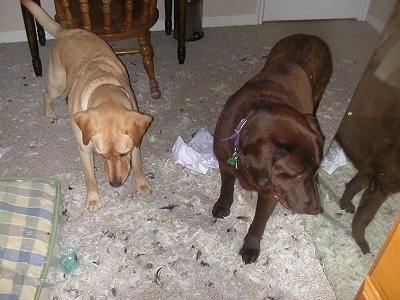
165, 0, 172, 35
166, 0, 186, 64
176, 0, 186, 64
21, 0, 45, 76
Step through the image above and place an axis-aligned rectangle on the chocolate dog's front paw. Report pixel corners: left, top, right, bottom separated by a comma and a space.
240, 234, 261, 264
239, 247, 260, 264
212, 202, 231, 219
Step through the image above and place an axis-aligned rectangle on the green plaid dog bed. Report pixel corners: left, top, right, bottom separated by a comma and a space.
0, 177, 61, 300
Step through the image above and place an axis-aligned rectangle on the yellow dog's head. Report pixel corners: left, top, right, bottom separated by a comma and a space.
74, 108, 152, 187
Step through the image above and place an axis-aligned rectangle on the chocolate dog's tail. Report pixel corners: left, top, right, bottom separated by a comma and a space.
21, 0, 63, 38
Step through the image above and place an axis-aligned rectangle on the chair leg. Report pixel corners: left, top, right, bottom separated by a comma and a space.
137, 30, 161, 99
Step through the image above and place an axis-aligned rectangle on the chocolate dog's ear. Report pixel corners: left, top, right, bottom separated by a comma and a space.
304, 114, 325, 146
73, 111, 98, 145
124, 111, 153, 147
241, 139, 280, 172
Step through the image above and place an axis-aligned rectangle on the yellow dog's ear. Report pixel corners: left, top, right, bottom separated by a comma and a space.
124, 111, 153, 147
73, 111, 98, 145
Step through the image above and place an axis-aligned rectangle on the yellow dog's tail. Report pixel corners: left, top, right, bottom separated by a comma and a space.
21, 0, 63, 38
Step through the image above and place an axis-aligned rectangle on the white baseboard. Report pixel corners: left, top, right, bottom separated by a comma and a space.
0, 30, 30, 43
366, 13, 385, 33
202, 14, 259, 27
0, 15, 259, 44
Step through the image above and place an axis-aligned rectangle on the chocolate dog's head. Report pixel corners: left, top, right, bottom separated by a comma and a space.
74, 108, 153, 188
238, 105, 324, 214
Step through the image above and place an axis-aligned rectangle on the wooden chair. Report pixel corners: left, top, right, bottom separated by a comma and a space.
54, 0, 161, 99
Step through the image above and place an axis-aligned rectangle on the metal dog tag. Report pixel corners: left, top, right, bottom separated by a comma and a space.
227, 151, 238, 169
227, 157, 237, 166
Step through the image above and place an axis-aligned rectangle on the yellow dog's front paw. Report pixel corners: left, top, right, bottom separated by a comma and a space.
137, 183, 152, 196
86, 196, 101, 212
44, 105, 56, 119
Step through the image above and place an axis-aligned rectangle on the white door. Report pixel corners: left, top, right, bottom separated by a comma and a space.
262, 0, 370, 21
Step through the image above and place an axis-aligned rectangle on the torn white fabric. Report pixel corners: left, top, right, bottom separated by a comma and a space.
172, 128, 219, 174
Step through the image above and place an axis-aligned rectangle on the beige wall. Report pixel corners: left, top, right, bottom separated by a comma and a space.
367, 0, 397, 32
0, 0, 259, 41
369, 0, 396, 22
205, 1, 258, 17
1, 0, 56, 32
1, 0, 396, 42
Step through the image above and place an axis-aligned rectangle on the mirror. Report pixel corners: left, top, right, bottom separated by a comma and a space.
303, 1, 400, 298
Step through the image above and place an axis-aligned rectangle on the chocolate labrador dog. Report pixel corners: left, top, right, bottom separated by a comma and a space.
213, 34, 332, 264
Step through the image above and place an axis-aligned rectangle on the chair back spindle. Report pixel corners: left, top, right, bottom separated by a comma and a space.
54, 0, 161, 99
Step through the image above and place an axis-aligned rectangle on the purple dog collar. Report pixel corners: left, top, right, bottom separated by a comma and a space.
221, 111, 255, 169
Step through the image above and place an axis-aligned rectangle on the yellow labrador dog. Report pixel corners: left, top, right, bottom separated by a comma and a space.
21, 0, 153, 211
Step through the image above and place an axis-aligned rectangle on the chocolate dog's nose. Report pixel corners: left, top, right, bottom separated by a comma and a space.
255, 177, 270, 188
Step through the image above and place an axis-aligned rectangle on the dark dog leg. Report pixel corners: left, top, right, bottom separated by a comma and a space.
339, 172, 369, 213
212, 168, 236, 218
240, 195, 278, 264
352, 189, 387, 254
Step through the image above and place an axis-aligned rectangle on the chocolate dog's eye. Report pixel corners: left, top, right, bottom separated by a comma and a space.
275, 148, 289, 159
